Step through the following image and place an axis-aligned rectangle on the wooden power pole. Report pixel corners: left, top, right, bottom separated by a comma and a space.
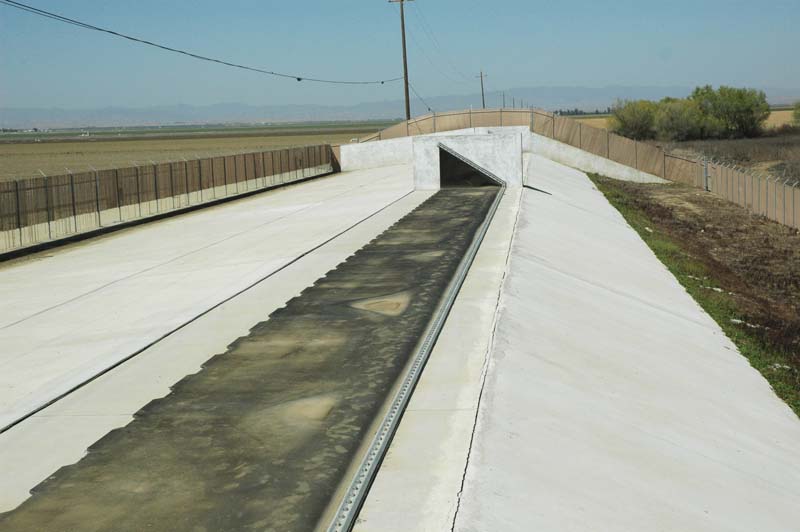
477, 70, 487, 109
389, 0, 413, 120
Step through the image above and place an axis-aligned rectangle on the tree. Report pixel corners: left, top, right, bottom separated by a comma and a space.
690, 85, 770, 138
654, 99, 705, 141
609, 100, 657, 140
794, 101, 800, 126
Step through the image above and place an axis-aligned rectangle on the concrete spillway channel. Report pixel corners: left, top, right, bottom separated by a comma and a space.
0, 180, 501, 531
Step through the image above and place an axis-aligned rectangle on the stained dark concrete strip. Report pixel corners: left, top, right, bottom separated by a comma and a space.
0, 188, 499, 532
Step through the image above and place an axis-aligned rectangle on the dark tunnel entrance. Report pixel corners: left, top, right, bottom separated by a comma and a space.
438, 146, 502, 188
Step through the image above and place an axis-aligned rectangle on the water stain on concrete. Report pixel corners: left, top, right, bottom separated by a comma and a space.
349, 290, 412, 317
0, 188, 498, 532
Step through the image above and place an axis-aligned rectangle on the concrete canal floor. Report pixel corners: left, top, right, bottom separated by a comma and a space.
0, 188, 498, 531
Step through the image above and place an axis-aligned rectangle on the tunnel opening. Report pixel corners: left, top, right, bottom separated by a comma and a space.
439, 145, 503, 188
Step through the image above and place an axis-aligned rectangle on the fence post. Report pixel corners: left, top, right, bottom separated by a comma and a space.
578, 123, 582, 149
552, 114, 555, 139
432, 111, 436, 132
114, 169, 123, 222
153, 163, 159, 213
135, 165, 142, 218
662, 151, 666, 179
169, 163, 176, 208
222, 157, 229, 196
703, 158, 709, 191
470, 108, 473, 128
15, 180, 23, 245
69, 172, 77, 232
184, 159, 190, 205
44, 175, 52, 240
783, 179, 788, 225
606, 129, 610, 158
94, 169, 102, 227
198, 159, 205, 202
499, 108, 502, 127
634, 142, 639, 170
759, 175, 764, 216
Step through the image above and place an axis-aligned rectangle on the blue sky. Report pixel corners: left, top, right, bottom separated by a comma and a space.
1, 0, 798, 109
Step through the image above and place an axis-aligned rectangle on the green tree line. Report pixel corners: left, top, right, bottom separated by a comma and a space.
610, 86, 774, 141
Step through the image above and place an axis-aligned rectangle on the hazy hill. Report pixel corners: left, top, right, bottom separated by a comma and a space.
2, 86, 798, 129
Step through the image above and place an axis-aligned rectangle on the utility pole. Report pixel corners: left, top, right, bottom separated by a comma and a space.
389, 0, 413, 120
476, 70, 487, 109
502, 92, 506, 108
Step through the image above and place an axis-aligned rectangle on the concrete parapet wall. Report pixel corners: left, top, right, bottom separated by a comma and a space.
531, 133, 668, 184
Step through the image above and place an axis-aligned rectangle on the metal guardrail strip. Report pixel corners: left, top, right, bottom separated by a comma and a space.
327, 181, 506, 532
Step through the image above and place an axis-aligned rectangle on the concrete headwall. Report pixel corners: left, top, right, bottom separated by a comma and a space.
413, 133, 523, 190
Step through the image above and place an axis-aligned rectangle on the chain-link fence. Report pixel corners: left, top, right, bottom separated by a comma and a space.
0, 145, 334, 254
358, 108, 800, 230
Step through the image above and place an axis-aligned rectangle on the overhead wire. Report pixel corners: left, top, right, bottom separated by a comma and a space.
0, 0, 403, 85
409, 3, 472, 83
408, 82, 433, 113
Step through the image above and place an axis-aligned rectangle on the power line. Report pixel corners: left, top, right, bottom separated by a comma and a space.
409, 82, 433, 112
0, 0, 403, 85
409, 3, 472, 83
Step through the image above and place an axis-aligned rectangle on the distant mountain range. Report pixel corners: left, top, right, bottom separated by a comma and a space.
2, 86, 798, 129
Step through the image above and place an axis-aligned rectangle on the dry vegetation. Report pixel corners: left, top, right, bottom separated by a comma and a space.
574, 109, 794, 132
666, 134, 800, 180
0, 124, 385, 181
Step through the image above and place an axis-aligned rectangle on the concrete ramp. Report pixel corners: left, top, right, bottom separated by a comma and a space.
453, 156, 800, 531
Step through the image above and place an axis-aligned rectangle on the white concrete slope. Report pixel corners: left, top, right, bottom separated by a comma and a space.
0, 165, 414, 432
0, 189, 432, 512
454, 156, 800, 531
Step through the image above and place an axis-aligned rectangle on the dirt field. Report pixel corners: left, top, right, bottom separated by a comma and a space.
0, 124, 388, 180
573, 115, 610, 128
766, 109, 795, 129
592, 175, 800, 415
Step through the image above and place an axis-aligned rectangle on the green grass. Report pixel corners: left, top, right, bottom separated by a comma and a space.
589, 174, 800, 417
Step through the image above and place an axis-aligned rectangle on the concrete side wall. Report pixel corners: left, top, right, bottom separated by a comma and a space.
340, 137, 413, 171
531, 133, 668, 184
413, 133, 523, 190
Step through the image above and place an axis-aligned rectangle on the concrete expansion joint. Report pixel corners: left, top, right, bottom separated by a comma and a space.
526, 253, 719, 330
450, 190, 523, 532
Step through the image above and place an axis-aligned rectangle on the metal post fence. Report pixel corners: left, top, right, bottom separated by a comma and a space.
15, 180, 22, 244
93, 170, 101, 227
43, 176, 52, 240
70, 173, 78, 231
135, 166, 142, 218
115, 169, 123, 222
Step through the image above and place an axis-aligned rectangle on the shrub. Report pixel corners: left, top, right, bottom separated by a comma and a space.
610, 100, 657, 140
794, 101, 800, 126
654, 99, 705, 141
690, 85, 770, 138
